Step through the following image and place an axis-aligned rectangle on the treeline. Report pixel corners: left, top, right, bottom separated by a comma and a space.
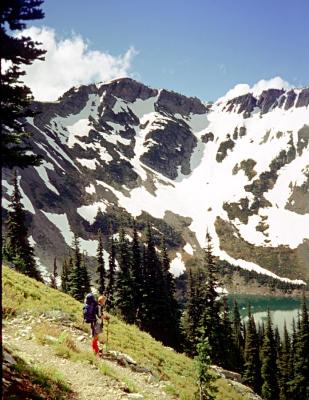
217, 260, 306, 292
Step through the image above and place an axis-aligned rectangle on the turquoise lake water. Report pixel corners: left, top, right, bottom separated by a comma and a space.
227, 294, 309, 335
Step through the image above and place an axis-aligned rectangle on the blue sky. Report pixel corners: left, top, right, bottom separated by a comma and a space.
27, 0, 309, 101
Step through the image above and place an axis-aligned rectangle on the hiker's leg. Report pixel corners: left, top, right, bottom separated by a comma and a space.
92, 335, 99, 354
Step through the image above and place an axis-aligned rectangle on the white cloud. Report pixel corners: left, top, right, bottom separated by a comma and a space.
18, 26, 138, 101
251, 76, 291, 96
217, 76, 292, 103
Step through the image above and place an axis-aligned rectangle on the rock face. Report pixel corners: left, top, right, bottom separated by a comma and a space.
2, 78, 309, 285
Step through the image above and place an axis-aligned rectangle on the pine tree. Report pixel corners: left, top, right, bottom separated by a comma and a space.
4, 170, 41, 280
68, 235, 84, 301
220, 297, 236, 370
50, 257, 58, 289
106, 234, 116, 311
115, 227, 134, 323
278, 322, 291, 400
195, 335, 217, 400
140, 223, 160, 335
131, 220, 143, 321
243, 305, 261, 394
232, 299, 245, 372
140, 223, 172, 343
183, 267, 207, 356
80, 252, 91, 296
61, 258, 70, 293
159, 236, 180, 348
290, 295, 309, 399
261, 310, 279, 400
96, 229, 105, 295
199, 231, 221, 365
0, 0, 45, 169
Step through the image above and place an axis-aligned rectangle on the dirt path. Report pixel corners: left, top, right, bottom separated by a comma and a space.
3, 314, 172, 400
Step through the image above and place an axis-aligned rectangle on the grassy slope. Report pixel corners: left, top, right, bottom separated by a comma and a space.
2, 266, 249, 400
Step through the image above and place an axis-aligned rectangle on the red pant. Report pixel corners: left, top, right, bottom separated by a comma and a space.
92, 336, 99, 354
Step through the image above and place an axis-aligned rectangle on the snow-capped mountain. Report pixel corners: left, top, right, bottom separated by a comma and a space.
2, 78, 309, 284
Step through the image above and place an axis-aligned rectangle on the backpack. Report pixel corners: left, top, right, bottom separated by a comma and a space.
83, 293, 97, 323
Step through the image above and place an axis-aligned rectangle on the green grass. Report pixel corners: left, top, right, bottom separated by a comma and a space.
3, 266, 251, 400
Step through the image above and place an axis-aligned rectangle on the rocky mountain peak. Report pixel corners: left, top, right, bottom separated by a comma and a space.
99, 77, 158, 102
156, 89, 207, 116
221, 87, 309, 117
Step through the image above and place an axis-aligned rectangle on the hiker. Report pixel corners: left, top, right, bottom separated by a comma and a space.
92, 294, 110, 355
83, 293, 110, 355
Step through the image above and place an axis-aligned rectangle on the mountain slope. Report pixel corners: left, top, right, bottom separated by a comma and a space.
2, 266, 262, 400
2, 78, 309, 284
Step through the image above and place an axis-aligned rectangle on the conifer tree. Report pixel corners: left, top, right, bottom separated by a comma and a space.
220, 297, 236, 370
289, 317, 297, 383
140, 223, 160, 335
69, 235, 84, 301
115, 227, 134, 322
80, 252, 91, 296
0, 0, 45, 169
96, 229, 105, 294
131, 220, 143, 320
183, 267, 207, 356
106, 234, 116, 311
290, 295, 309, 399
232, 299, 245, 372
278, 322, 291, 400
243, 305, 261, 394
195, 334, 217, 400
66, 256, 75, 294
159, 237, 180, 348
199, 231, 221, 365
4, 170, 41, 280
61, 258, 70, 293
261, 310, 279, 400
50, 257, 58, 289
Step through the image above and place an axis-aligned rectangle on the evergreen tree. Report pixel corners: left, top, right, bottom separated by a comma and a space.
4, 170, 41, 280
0, 0, 45, 169
199, 231, 221, 365
243, 305, 261, 394
106, 234, 116, 311
80, 252, 91, 296
140, 223, 160, 335
68, 235, 84, 301
131, 220, 143, 321
61, 258, 70, 293
50, 257, 58, 289
115, 227, 134, 322
278, 322, 291, 400
290, 295, 309, 399
261, 310, 279, 400
232, 299, 245, 372
195, 335, 217, 400
159, 237, 180, 348
96, 229, 105, 295
220, 297, 236, 370
183, 267, 207, 356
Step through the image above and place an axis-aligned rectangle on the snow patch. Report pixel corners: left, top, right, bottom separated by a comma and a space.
85, 184, 96, 194
34, 163, 59, 195
170, 253, 186, 277
76, 158, 97, 169
77, 202, 107, 224
184, 243, 194, 255
42, 211, 73, 246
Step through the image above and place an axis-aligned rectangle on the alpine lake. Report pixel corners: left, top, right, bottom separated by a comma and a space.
227, 294, 309, 336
